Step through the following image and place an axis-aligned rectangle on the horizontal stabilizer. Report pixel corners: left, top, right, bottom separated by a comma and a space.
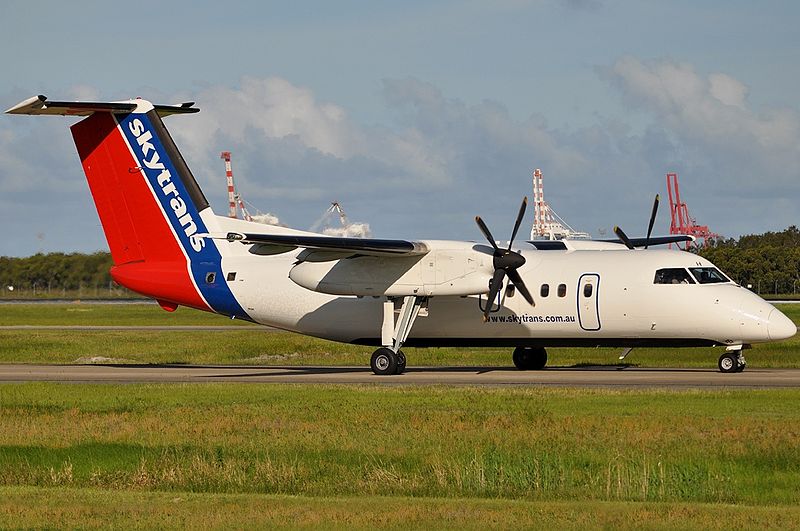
223, 232, 430, 257
5, 95, 198, 117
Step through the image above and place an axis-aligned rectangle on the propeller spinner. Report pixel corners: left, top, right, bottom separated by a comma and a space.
475, 198, 535, 321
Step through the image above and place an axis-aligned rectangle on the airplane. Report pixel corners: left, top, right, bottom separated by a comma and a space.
6, 95, 796, 375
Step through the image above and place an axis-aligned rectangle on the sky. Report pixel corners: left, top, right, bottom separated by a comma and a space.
1, 0, 799, 256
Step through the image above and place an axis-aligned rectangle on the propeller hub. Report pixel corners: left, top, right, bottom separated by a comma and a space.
494, 250, 525, 270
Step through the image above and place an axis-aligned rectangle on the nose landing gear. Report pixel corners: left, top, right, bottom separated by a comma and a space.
718, 349, 746, 373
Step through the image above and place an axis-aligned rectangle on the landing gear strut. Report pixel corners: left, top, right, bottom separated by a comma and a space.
718, 350, 746, 373
370, 296, 424, 375
513, 346, 547, 370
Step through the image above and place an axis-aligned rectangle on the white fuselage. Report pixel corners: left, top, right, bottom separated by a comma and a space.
211, 215, 795, 349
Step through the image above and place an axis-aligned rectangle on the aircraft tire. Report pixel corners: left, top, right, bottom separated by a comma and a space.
371, 348, 399, 376
513, 347, 547, 370
396, 350, 407, 374
718, 352, 739, 373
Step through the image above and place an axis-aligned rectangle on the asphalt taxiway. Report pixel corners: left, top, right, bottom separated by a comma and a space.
1, 364, 799, 388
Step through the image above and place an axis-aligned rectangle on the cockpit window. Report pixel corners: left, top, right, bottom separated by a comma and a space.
689, 267, 729, 284
654, 268, 695, 285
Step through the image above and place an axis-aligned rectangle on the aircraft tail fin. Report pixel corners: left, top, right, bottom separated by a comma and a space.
6, 96, 248, 318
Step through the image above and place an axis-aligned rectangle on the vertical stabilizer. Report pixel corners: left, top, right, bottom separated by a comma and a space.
6, 96, 248, 318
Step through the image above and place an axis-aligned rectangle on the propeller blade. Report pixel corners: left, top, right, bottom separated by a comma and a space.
614, 225, 635, 250
475, 216, 500, 252
506, 268, 534, 306
483, 269, 506, 321
644, 194, 660, 249
507, 197, 528, 250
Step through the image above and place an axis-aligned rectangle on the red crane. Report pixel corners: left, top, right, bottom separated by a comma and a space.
666, 172, 719, 249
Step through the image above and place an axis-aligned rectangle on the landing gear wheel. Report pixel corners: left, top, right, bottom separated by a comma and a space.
396, 350, 407, 374
371, 348, 399, 376
718, 352, 739, 373
513, 347, 547, 370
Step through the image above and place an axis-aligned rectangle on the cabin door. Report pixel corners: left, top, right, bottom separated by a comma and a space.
577, 273, 601, 331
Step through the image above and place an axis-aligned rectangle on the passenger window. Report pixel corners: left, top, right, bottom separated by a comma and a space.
583, 283, 593, 297
654, 268, 695, 285
689, 267, 729, 284
558, 284, 567, 297
540, 284, 549, 297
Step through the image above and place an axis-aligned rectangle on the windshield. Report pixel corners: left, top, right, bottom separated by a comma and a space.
689, 267, 730, 284
654, 268, 695, 284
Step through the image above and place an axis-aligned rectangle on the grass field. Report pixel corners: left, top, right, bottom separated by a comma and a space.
4, 488, 800, 529
1, 304, 799, 528
2, 383, 800, 528
0, 303, 797, 368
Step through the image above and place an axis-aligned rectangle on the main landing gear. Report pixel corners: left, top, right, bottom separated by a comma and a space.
512, 346, 548, 370
370, 348, 407, 376
718, 349, 746, 373
370, 296, 425, 375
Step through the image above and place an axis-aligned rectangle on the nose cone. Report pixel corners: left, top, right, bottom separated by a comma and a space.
768, 308, 797, 341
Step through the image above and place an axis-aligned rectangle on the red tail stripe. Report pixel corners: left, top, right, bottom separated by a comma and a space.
71, 112, 209, 310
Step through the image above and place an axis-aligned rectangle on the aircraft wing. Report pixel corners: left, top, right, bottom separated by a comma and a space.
5, 95, 198, 117
224, 232, 430, 258
601, 235, 695, 247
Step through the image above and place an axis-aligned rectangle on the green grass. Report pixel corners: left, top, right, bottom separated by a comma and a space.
3, 383, 800, 527
3, 487, 800, 530
0, 303, 797, 368
0, 301, 254, 326
1, 384, 800, 507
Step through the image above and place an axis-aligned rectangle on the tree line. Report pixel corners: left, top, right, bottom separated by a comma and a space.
1, 226, 798, 296
0, 252, 118, 296
698, 226, 800, 294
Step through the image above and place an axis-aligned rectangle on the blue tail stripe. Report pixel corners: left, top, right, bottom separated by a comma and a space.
117, 112, 251, 320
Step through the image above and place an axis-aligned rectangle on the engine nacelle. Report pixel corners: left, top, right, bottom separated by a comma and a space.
289, 243, 493, 297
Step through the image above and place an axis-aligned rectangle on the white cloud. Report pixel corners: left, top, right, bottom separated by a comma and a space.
708, 73, 748, 109
168, 77, 457, 196
167, 75, 593, 217
608, 56, 800, 181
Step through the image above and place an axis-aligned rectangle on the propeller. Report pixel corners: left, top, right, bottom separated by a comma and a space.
475, 198, 535, 321
644, 194, 659, 249
614, 194, 660, 250
613, 225, 635, 250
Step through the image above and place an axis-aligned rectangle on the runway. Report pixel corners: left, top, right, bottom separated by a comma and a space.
2, 364, 799, 388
